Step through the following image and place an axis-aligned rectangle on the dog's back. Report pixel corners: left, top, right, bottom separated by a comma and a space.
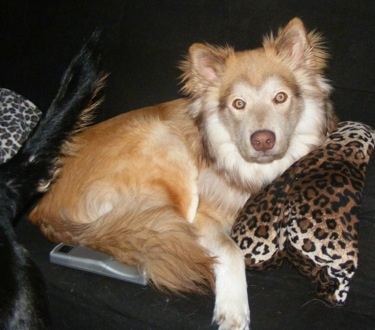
0, 32, 105, 329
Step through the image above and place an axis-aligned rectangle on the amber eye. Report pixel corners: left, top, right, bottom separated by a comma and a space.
274, 92, 288, 104
232, 98, 246, 110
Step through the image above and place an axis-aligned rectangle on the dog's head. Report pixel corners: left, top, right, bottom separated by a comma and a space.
180, 18, 337, 165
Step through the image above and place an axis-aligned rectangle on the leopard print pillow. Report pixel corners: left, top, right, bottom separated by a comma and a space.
0, 88, 41, 163
231, 121, 375, 306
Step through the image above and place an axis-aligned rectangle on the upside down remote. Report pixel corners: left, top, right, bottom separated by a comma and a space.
50, 243, 148, 285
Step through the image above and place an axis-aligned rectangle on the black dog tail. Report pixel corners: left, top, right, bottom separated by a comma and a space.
1, 30, 107, 219
0, 31, 106, 329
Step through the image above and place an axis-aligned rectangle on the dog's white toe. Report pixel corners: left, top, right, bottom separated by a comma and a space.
213, 299, 250, 330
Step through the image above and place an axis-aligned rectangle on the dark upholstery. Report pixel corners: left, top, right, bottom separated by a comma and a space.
1, 1, 374, 329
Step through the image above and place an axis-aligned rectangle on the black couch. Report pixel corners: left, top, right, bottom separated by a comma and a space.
2, 1, 375, 329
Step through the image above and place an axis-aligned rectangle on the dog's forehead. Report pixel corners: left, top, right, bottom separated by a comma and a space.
224, 49, 297, 91
228, 75, 296, 97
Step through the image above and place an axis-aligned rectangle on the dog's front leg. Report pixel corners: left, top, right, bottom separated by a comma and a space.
196, 214, 250, 330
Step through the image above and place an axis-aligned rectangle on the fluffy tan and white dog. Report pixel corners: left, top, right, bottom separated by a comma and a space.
29, 18, 337, 329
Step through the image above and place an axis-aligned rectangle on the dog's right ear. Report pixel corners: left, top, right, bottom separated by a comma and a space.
179, 43, 233, 97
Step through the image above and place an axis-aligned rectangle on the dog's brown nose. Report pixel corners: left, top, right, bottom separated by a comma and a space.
250, 130, 275, 152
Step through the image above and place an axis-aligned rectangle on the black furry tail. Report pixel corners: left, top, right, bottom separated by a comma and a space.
0, 31, 106, 329
0, 30, 106, 221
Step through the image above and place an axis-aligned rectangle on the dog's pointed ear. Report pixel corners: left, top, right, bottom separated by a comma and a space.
275, 18, 308, 68
179, 43, 233, 97
189, 43, 226, 82
266, 17, 329, 71
263, 18, 329, 72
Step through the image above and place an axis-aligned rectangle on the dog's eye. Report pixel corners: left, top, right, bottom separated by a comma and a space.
232, 98, 246, 110
273, 92, 288, 104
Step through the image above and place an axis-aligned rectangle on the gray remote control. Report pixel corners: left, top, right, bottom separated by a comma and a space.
50, 243, 148, 285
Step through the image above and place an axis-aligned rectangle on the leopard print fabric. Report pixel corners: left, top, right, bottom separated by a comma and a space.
0, 88, 41, 163
231, 121, 375, 306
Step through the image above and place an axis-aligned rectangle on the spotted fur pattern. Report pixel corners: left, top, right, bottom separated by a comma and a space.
0, 89, 41, 163
231, 121, 375, 305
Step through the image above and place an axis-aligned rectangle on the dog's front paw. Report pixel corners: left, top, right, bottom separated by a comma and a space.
199, 226, 251, 329
213, 296, 250, 330
211, 241, 251, 329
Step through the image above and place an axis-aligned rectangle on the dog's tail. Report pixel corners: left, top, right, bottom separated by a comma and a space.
0, 30, 106, 220
0, 31, 106, 329
38, 204, 216, 295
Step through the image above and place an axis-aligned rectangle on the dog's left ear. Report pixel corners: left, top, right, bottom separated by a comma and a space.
274, 18, 309, 68
269, 17, 328, 71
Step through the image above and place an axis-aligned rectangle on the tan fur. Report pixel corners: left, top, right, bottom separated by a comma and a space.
34, 100, 216, 293
29, 18, 337, 329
